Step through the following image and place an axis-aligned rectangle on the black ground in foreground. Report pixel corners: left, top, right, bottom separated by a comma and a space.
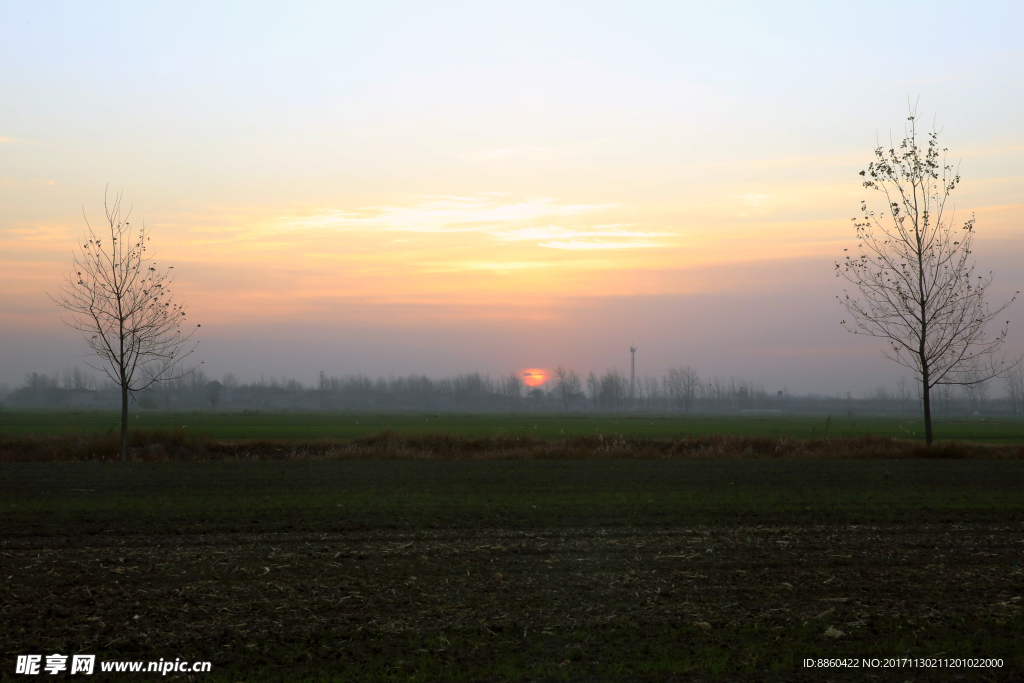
1, 459, 1023, 682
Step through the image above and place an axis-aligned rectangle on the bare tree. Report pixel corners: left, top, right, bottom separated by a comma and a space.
586, 371, 599, 411
1006, 366, 1024, 417
206, 380, 223, 409
565, 369, 582, 408
664, 366, 700, 413
872, 385, 891, 413
663, 369, 681, 411
598, 369, 628, 412
51, 190, 199, 460
555, 366, 569, 410
963, 371, 987, 415
837, 109, 1018, 444
934, 382, 953, 416
554, 366, 582, 410
642, 375, 660, 411
61, 366, 97, 391
501, 372, 523, 408
896, 375, 909, 415
680, 367, 701, 413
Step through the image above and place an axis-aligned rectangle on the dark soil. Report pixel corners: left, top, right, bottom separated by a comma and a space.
1, 459, 1022, 681
2, 524, 1022, 681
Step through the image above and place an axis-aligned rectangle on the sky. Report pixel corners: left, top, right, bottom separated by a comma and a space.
2, 1, 1023, 394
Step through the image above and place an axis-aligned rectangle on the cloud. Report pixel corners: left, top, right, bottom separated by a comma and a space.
477, 146, 549, 160
3, 225, 72, 243
461, 260, 551, 271
0, 136, 43, 145
488, 224, 671, 242
539, 239, 667, 250
491, 224, 673, 250
276, 194, 618, 235
273, 194, 676, 251
729, 194, 770, 206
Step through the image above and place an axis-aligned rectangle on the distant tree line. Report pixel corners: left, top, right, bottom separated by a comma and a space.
4, 364, 1024, 417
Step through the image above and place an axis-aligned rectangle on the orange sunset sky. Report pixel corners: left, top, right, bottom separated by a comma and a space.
2, 2, 1023, 393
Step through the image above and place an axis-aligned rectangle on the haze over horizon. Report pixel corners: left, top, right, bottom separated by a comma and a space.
2, 1, 1023, 395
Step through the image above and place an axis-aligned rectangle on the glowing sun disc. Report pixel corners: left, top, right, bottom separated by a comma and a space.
521, 368, 547, 387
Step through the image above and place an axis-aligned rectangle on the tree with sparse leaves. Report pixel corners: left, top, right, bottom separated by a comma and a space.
51, 190, 200, 461
836, 109, 1018, 444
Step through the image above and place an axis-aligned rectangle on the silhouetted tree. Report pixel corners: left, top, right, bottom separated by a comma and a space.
51, 190, 199, 460
664, 366, 700, 412
554, 366, 582, 410
586, 371, 599, 411
206, 380, 223, 408
501, 372, 523, 408
837, 109, 1018, 444
1007, 366, 1024, 416
599, 369, 627, 411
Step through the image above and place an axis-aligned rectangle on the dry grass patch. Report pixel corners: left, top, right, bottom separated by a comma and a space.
2, 429, 1023, 463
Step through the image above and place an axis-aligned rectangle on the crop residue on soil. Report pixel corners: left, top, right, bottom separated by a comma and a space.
2, 523, 1022, 680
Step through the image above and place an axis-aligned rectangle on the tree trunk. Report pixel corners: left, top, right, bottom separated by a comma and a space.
918, 262, 932, 444
921, 364, 933, 446
120, 383, 129, 462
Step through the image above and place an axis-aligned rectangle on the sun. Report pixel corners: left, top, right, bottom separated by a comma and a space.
520, 368, 547, 387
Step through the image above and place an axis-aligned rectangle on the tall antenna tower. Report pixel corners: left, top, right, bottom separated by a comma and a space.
630, 345, 637, 410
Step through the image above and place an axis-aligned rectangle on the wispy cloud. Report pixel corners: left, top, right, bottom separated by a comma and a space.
0, 136, 44, 145
3, 225, 71, 243
277, 194, 617, 235
490, 224, 672, 250
488, 224, 670, 242
477, 146, 548, 160
274, 194, 676, 251
460, 260, 551, 271
730, 194, 770, 206
540, 239, 666, 250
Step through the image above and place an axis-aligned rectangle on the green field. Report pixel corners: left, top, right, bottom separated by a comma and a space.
2, 458, 1023, 681
3, 409, 1023, 443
